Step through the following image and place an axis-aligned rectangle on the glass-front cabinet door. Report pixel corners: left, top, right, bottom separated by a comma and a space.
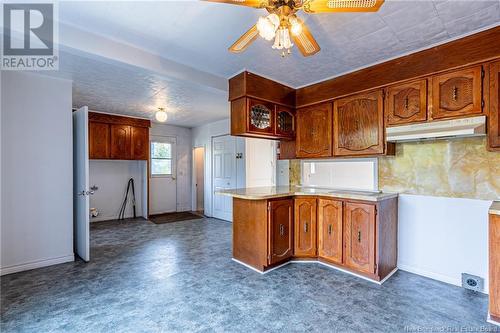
247, 98, 274, 135
275, 106, 295, 138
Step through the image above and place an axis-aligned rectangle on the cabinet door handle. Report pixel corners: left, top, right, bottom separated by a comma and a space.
279, 224, 284, 236
328, 224, 332, 235
452, 86, 458, 101
358, 231, 362, 243
304, 222, 308, 233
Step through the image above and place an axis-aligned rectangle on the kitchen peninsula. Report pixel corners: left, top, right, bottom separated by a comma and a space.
218, 186, 398, 283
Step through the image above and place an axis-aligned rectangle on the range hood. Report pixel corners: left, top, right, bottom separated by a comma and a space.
386, 116, 486, 142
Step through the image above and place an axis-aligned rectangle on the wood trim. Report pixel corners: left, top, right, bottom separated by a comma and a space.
296, 26, 500, 107
489, 60, 500, 150
89, 112, 151, 128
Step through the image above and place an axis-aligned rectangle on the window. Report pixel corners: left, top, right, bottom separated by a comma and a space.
151, 142, 172, 176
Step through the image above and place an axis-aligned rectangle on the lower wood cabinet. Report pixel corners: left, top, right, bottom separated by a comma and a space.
294, 197, 317, 257
343, 202, 376, 274
317, 199, 343, 264
269, 199, 294, 265
232, 195, 397, 281
489, 209, 500, 323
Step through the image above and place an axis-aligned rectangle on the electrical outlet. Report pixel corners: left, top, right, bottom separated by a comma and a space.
461, 273, 483, 292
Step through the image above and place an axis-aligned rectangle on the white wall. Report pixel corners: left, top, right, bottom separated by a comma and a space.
89, 160, 146, 222
397, 194, 491, 292
151, 123, 192, 212
276, 160, 290, 186
1, 72, 74, 275
245, 138, 276, 188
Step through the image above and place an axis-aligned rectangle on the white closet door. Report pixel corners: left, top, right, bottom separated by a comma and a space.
212, 135, 237, 221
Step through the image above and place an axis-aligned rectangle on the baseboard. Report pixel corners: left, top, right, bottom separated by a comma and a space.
487, 314, 500, 327
0, 255, 74, 276
397, 264, 488, 294
231, 258, 291, 274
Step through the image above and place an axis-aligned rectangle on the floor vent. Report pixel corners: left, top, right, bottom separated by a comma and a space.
461, 273, 483, 292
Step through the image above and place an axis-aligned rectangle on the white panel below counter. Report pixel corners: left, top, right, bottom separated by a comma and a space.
397, 194, 491, 293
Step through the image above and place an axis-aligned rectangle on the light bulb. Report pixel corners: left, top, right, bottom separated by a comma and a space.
289, 17, 302, 36
155, 109, 168, 122
256, 14, 279, 41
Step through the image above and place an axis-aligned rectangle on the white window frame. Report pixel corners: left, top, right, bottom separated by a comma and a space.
150, 136, 176, 178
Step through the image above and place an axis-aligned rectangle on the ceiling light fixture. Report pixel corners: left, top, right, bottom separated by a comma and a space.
155, 107, 168, 122
256, 14, 303, 57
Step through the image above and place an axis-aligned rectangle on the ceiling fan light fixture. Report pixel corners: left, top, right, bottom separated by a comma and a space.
256, 13, 279, 40
155, 107, 168, 122
272, 26, 293, 51
289, 16, 302, 36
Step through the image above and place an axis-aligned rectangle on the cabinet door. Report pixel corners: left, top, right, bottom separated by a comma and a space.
318, 199, 343, 264
89, 122, 110, 159
275, 106, 295, 138
110, 124, 131, 159
294, 198, 317, 257
247, 98, 274, 135
333, 90, 384, 157
489, 60, 500, 150
386, 79, 427, 126
296, 103, 332, 158
131, 126, 149, 160
431, 66, 483, 120
268, 199, 294, 265
343, 202, 375, 274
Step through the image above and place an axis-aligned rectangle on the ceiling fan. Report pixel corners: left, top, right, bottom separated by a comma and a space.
206, 0, 384, 57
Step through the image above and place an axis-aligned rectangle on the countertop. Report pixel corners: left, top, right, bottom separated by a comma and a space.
216, 186, 398, 202
490, 201, 500, 216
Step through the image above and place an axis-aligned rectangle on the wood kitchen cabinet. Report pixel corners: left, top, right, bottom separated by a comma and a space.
489, 60, 500, 151
333, 90, 388, 157
88, 112, 151, 161
89, 122, 110, 159
110, 124, 131, 159
343, 202, 376, 274
275, 106, 295, 138
318, 199, 343, 264
386, 79, 428, 126
268, 199, 294, 265
295, 102, 332, 158
294, 197, 317, 257
431, 65, 484, 120
489, 206, 500, 324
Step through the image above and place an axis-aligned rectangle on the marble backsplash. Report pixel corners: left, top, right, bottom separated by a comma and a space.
287, 137, 500, 200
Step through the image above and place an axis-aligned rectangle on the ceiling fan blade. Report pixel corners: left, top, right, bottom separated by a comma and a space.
302, 0, 384, 13
229, 25, 259, 53
203, 0, 270, 9
292, 20, 320, 57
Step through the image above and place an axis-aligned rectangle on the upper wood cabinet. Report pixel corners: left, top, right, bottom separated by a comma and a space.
268, 199, 294, 265
294, 197, 317, 257
229, 71, 295, 140
88, 112, 150, 161
296, 102, 333, 158
131, 126, 149, 160
431, 65, 483, 120
110, 124, 131, 159
89, 122, 110, 159
333, 90, 385, 157
489, 60, 500, 151
386, 79, 428, 126
343, 202, 376, 274
318, 199, 343, 264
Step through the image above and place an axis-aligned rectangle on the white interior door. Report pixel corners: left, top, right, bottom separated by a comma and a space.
73, 106, 90, 262
212, 135, 236, 221
150, 136, 177, 215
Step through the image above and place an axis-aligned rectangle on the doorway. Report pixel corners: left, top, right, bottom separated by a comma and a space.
149, 135, 177, 215
193, 147, 205, 214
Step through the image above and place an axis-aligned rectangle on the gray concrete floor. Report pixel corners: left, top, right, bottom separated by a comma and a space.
1, 217, 497, 332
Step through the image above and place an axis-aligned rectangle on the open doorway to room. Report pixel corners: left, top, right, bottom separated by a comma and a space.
193, 147, 205, 215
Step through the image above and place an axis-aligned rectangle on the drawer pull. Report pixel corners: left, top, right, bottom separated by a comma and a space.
279, 224, 284, 236
328, 224, 332, 235
358, 231, 362, 243
304, 222, 308, 233
452, 86, 458, 101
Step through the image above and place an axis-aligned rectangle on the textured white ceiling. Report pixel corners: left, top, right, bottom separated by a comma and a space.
59, 0, 500, 87
50, 0, 500, 127
49, 49, 229, 127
